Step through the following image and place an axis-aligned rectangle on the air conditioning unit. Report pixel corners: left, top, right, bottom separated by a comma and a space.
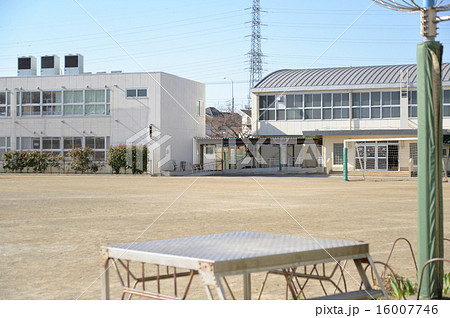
64, 54, 84, 75
40, 55, 60, 76
17, 56, 37, 76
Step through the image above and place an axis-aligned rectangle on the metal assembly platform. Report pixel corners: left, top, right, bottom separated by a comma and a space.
100, 231, 388, 300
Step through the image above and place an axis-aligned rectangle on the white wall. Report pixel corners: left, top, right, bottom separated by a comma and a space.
160, 73, 205, 171
0, 72, 205, 173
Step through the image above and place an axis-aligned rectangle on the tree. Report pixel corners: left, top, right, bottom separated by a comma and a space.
205, 106, 243, 138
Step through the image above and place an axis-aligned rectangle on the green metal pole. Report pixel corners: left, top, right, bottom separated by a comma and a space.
279, 145, 282, 171
223, 151, 226, 170
343, 147, 348, 181
417, 41, 443, 299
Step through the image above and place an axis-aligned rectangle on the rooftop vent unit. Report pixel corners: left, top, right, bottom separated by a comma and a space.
64, 54, 84, 75
40, 55, 60, 76
17, 56, 37, 76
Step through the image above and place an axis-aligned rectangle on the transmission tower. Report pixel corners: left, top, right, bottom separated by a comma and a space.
247, 0, 263, 108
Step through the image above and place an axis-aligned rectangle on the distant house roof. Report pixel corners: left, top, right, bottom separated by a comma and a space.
205, 107, 223, 117
252, 63, 450, 92
241, 109, 251, 116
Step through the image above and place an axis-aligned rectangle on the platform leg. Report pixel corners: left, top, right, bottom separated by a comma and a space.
354, 258, 372, 290
101, 258, 110, 300
243, 273, 251, 300
204, 285, 214, 300
216, 277, 227, 300
367, 255, 389, 299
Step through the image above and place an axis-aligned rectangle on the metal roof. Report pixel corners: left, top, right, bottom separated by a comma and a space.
253, 63, 450, 90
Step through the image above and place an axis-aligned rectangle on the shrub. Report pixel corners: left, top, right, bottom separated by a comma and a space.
126, 145, 148, 174
2, 151, 64, 173
27, 151, 52, 173
67, 147, 99, 174
2, 151, 28, 172
107, 145, 127, 174
48, 155, 63, 172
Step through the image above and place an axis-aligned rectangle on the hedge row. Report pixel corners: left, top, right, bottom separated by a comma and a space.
2, 145, 148, 174
2, 151, 62, 173
2, 148, 101, 173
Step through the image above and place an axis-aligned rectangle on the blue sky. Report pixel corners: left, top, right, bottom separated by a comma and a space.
0, 0, 449, 110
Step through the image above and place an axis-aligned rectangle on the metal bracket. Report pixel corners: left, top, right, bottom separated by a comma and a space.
101, 248, 109, 267
421, 8, 437, 38
198, 261, 217, 286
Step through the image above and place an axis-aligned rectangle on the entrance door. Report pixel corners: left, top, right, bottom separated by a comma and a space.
355, 142, 393, 171
388, 144, 399, 171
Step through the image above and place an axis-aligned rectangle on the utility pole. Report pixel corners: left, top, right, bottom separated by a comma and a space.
247, 0, 263, 109
224, 77, 234, 113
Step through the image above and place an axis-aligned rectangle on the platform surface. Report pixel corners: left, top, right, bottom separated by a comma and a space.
102, 232, 369, 275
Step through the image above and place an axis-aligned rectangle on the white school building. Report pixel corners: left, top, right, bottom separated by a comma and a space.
249, 63, 450, 176
0, 54, 205, 173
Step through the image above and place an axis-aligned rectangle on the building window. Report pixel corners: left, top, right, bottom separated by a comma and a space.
63, 137, 83, 157
352, 92, 370, 119
205, 145, 214, 155
381, 91, 400, 118
370, 92, 381, 118
42, 91, 62, 116
444, 90, 450, 117
332, 93, 349, 119
408, 90, 417, 118
18, 91, 41, 116
0, 137, 11, 159
42, 137, 61, 156
285, 95, 303, 120
126, 88, 147, 98
16, 136, 109, 161
350, 91, 402, 119
258, 95, 276, 121
0, 92, 11, 117
17, 137, 41, 151
333, 143, 344, 165
260, 93, 349, 122
196, 100, 204, 116
85, 90, 110, 115
410, 143, 418, 166
63, 90, 84, 115
85, 136, 108, 161
17, 89, 110, 117
304, 94, 322, 120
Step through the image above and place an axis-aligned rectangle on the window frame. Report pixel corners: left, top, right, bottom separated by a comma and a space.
18, 90, 42, 116
126, 88, 148, 99
259, 93, 351, 122
444, 90, 450, 117
408, 90, 417, 118
333, 143, 344, 165
17, 136, 110, 161
0, 136, 11, 160
16, 89, 110, 117
196, 100, 204, 116
42, 91, 62, 116
0, 91, 11, 117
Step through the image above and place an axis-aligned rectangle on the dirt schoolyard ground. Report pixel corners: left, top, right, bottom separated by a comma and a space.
1, 174, 449, 300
